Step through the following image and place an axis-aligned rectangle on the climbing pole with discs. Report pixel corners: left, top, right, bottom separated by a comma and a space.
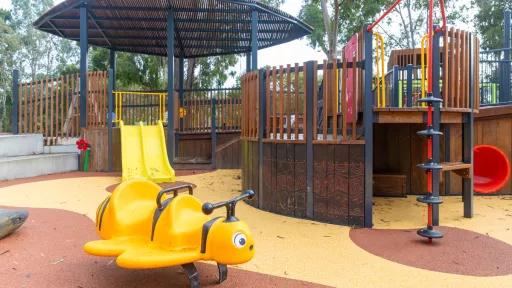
416, 0, 446, 242
416, 93, 443, 241
367, 0, 448, 242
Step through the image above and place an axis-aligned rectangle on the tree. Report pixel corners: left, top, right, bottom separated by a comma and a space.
474, 0, 512, 49
381, 0, 470, 50
299, 0, 390, 58
10, 0, 55, 81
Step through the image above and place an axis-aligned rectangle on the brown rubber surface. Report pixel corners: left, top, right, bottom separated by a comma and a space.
350, 226, 512, 277
0, 206, 328, 288
0, 170, 210, 189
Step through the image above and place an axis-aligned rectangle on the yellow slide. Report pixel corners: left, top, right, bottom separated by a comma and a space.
120, 121, 175, 183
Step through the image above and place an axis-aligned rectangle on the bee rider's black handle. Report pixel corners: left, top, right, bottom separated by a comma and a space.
202, 190, 255, 221
156, 184, 194, 209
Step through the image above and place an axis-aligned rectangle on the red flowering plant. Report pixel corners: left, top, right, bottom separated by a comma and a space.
76, 138, 90, 151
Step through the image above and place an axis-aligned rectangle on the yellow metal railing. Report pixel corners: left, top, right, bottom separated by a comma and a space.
374, 32, 386, 107
114, 91, 166, 124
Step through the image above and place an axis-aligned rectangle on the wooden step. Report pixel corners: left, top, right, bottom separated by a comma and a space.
440, 162, 471, 177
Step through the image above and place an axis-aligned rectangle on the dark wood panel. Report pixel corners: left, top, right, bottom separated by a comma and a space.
332, 145, 349, 224
262, 143, 273, 211
313, 145, 329, 221
285, 143, 296, 216
294, 144, 307, 218
349, 145, 364, 226
276, 144, 288, 215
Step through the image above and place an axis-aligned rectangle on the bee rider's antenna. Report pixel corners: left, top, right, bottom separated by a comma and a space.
202, 190, 255, 222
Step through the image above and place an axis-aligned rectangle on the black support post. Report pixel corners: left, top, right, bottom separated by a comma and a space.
109, 49, 116, 90
502, 10, 511, 103
392, 65, 399, 107
246, 53, 251, 72
167, 10, 175, 165
258, 68, 267, 209
251, 10, 258, 71
211, 93, 217, 169
178, 56, 184, 156
79, 2, 88, 129
406, 64, 413, 107
107, 68, 114, 172
11, 70, 19, 134
363, 25, 374, 228
305, 61, 315, 219
463, 33, 475, 218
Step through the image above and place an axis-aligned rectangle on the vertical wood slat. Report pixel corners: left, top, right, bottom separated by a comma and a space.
313, 61, 318, 140
332, 59, 338, 141
43, 78, 48, 144
266, 69, 270, 138
279, 65, 284, 138
352, 55, 358, 140
443, 29, 448, 107
323, 60, 328, 140
341, 56, 348, 139
462, 31, 467, 109
29, 80, 33, 133
454, 29, 460, 108
272, 67, 277, 139
37, 79, 42, 134
466, 31, 470, 109
286, 64, 291, 140
50, 78, 54, 145
303, 62, 307, 139
294, 63, 299, 141
450, 28, 455, 108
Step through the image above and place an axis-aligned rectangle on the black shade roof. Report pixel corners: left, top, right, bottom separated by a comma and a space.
34, 0, 312, 58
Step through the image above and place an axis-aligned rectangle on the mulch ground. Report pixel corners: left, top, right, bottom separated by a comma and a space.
350, 226, 512, 276
0, 207, 328, 288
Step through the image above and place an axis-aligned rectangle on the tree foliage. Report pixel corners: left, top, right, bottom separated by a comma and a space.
0, 8, 20, 131
381, 0, 470, 50
474, 0, 512, 49
299, 0, 390, 57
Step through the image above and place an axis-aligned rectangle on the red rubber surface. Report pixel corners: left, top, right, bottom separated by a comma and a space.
0, 206, 329, 288
474, 145, 511, 194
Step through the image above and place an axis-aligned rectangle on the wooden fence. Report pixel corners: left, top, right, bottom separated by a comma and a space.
385, 28, 480, 110
18, 71, 108, 145
241, 58, 363, 143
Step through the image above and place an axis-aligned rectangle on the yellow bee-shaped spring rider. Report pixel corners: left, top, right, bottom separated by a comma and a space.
84, 179, 255, 288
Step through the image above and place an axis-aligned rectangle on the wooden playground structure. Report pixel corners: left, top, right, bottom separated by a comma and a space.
240, 19, 482, 228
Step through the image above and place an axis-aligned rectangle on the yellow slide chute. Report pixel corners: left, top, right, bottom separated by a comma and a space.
119, 120, 176, 183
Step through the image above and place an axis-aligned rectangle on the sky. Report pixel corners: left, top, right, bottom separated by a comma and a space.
1, 0, 476, 80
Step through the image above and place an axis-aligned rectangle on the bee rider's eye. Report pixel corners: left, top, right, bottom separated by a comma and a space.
232, 232, 247, 248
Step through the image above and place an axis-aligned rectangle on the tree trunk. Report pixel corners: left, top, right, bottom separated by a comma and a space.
185, 58, 197, 90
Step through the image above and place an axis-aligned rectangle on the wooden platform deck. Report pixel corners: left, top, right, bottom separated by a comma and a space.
374, 107, 477, 124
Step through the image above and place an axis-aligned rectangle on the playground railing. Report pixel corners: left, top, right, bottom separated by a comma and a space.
14, 71, 108, 145
379, 27, 480, 110
114, 88, 241, 133
242, 58, 363, 143
480, 48, 512, 106
180, 88, 241, 133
